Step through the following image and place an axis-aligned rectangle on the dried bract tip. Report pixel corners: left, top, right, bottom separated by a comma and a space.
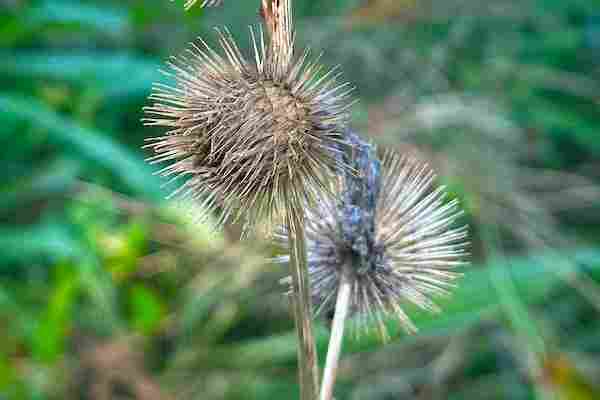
143, 6, 353, 233
277, 139, 469, 337
178, 0, 223, 10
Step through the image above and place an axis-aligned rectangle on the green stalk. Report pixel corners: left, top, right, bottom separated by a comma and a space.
287, 204, 320, 400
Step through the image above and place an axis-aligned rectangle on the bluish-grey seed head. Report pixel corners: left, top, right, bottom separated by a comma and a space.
276, 130, 469, 337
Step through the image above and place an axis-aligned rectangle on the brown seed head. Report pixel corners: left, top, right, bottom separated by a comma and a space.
143, 2, 354, 233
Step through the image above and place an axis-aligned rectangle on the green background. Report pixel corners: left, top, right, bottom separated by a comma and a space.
2, 0, 600, 399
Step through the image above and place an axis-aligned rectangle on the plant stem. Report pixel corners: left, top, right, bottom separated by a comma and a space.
287, 206, 320, 400
319, 264, 352, 400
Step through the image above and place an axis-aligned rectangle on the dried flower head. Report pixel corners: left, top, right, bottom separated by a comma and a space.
277, 133, 469, 336
144, 0, 353, 232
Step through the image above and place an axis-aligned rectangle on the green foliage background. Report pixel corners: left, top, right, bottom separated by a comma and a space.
2, 0, 600, 399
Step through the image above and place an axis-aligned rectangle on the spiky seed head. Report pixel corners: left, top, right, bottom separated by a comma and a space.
276, 147, 469, 338
144, 0, 354, 233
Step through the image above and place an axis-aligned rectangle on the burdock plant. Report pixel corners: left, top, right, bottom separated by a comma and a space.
277, 131, 469, 400
147, 1, 468, 399
143, 0, 353, 399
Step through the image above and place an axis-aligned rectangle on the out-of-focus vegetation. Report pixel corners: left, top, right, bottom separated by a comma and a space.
2, 0, 600, 399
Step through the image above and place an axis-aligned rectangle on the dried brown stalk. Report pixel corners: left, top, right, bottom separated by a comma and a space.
262, 2, 321, 398
266, 3, 320, 398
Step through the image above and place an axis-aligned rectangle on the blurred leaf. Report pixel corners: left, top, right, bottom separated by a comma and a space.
542, 353, 600, 400
483, 227, 546, 355
128, 284, 165, 335
347, 0, 419, 24
103, 220, 149, 281
0, 354, 27, 400
0, 223, 83, 265
0, 1, 131, 48
0, 52, 164, 104
28, 0, 131, 35
522, 95, 600, 155
0, 94, 163, 200
31, 264, 80, 362
0, 159, 80, 214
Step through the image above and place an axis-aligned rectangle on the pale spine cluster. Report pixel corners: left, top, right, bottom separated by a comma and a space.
145, 2, 353, 232
277, 131, 469, 336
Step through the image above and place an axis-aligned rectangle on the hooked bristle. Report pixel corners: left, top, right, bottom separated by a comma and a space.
144, 4, 354, 234
276, 136, 469, 338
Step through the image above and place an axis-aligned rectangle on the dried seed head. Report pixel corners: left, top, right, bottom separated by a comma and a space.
144, 1, 354, 233
277, 135, 469, 337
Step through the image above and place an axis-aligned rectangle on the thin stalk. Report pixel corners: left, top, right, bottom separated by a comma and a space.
320, 264, 352, 400
287, 205, 320, 400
